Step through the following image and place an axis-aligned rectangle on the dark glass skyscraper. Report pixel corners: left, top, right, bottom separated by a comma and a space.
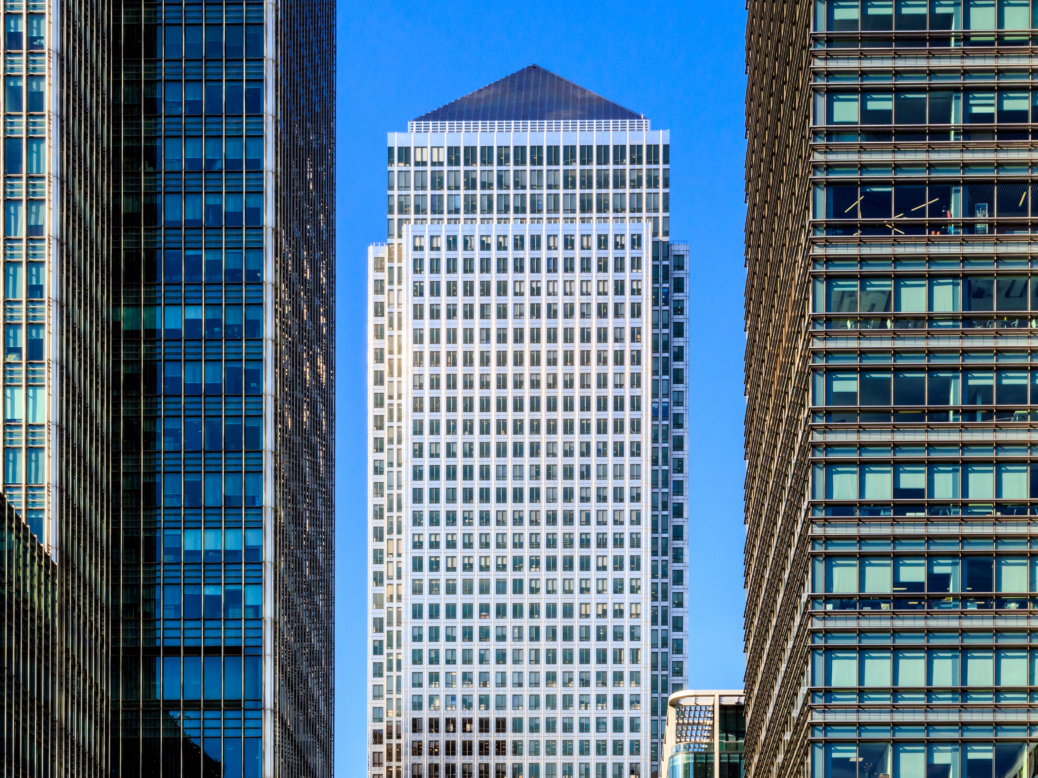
1, 0, 335, 773
747, 2, 1038, 777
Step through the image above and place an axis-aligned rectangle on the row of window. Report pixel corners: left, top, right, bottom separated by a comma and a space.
814, 316, 1038, 331
2, 137, 46, 174
403, 556, 647, 577
118, 415, 264, 450
406, 465, 644, 482
402, 598, 645, 623
816, 183, 1035, 221
117, 248, 264, 284
402, 352, 645, 372
133, 583, 263, 619
395, 507, 643, 522
815, 461, 1038, 499
114, 361, 264, 394
814, 127, 1038, 143
113, 471, 263, 507
391, 234, 645, 253
119, 655, 262, 700
127, 135, 264, 172
405, 532, 644, 551
404, 486, 644, 505
406, 329, 646, 347
815, 69, 1038, 84
2, 16, 44, 51
389, 193, 665, 217
815, 369, 1038, 406
388, 145, 668, 168
389, 169, 667, 192
813, 741, 1026, 778
406, 662, 641, 684
811, 353, 1038, 369
402, 411, 649, 431
126, 23, 264, 59
384, 714, 647, 735
122, 81, 264, 116
814, 646, 1038, 687
118, 306, 263, 338
122, 192, 263, 227
408, 648, 645, 673
395, 738, 644, 762
405, 280, 645, 299
157, 528, 262, 562
403, 402, 643, 420
405, 308, 647, 326
394, 306, 647, 327
374, 754, 642, 776
821, 89, 1038, 126
814, 554, 1038, 592
407, 260, 644, 278
398, 373, 648, 396
817, 276, 1038, 313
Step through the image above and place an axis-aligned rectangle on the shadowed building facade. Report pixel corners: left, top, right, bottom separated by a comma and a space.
0, 0, 335, 774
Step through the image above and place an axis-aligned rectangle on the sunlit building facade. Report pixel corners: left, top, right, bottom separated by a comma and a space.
747, 1, 1038, 778
661, 691, 745, 778
367, 65, 687, 778
0, 0, 336, 774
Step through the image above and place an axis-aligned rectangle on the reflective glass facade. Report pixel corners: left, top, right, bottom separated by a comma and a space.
368, 66, 685, 778
110, 0, 335, 773
111, 4, 269, 772
1, 0, 334, 771
746, 3, 1038, 778
1, 490, 56, 777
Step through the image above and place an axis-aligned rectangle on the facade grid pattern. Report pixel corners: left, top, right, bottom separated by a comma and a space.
1, 0, 334, 771
746, 2, 1038, 778
271, 0, 336, 769
368, 80, 685, 778
1, 490, 56, 778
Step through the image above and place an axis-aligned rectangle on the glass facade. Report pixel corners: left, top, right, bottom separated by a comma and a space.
111, 3, 269, 773
649, 241, 689, 772
662, 692, 744, 778
747, 3, 1038, 778
368, 65, 683, 778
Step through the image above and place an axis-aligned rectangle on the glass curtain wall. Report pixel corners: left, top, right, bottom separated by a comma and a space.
649, 241, 689, 774
113, 1, 266, 775
746, 0, 1038, 776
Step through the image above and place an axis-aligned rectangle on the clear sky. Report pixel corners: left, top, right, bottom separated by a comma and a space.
334, 1, 748, 772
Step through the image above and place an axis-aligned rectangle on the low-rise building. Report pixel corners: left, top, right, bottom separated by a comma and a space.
661, 690, 745, 778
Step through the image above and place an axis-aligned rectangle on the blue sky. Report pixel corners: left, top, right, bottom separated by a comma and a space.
334, 1, 748, 772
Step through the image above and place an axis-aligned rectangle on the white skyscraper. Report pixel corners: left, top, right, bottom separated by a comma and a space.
367, 65, 687, 778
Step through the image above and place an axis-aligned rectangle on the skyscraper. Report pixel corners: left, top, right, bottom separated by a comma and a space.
367, 65, 687, 778
746, 3, 1038, 778
0, 0, 336, 773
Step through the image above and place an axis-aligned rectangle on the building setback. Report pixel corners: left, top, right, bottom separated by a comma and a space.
0, 0, 336, 773
746, 2, 1038, 778
367, 64, 688, 778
